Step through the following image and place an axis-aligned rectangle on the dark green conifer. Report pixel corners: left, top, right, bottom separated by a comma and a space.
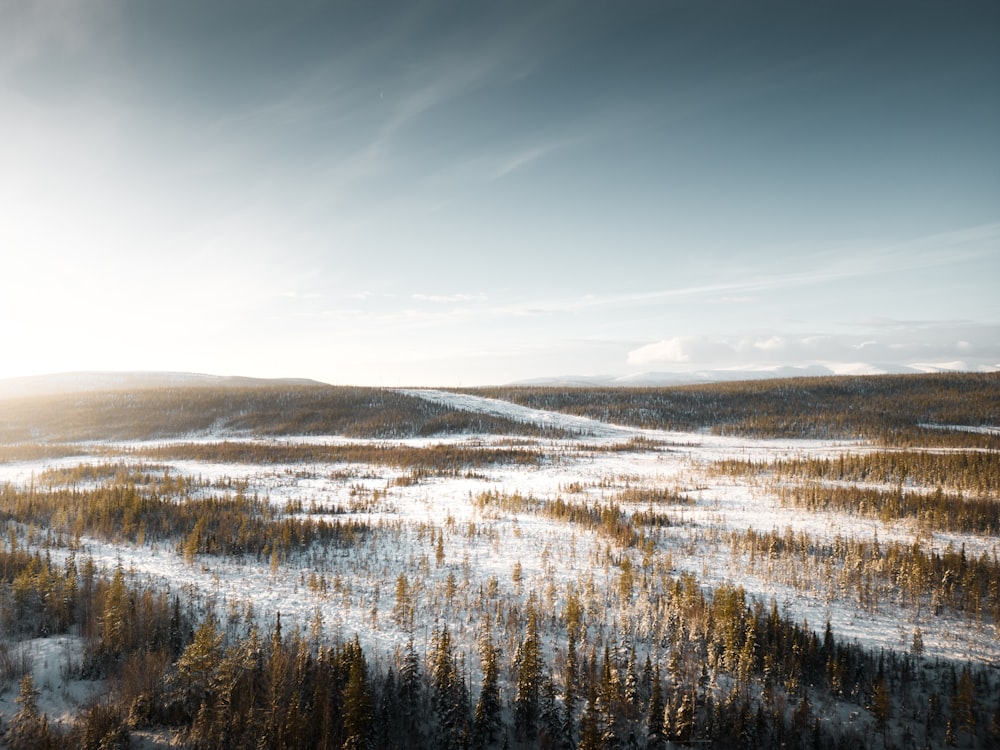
473, 626, 502, 748
514, 606, 543, 741
578, 679, 602, 750
342, 638, 374, 750
646, 664, 664, 749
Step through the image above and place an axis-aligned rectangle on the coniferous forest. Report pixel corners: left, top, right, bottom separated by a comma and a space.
0, 373, 998, 748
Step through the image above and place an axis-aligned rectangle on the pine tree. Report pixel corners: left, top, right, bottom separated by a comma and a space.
263, 613, 290, 744
399, 636, 424, 748
641, 654, 653, 704
673, 693, 694, 744
539, 675, 563, 748
375, 668, 401, 750
597, 645, 620, 745
394, 574, 412, 630
623, 647, 639, 719
101, 565, 129, 656
342, 637, 374, 749
646, 664, 664, 749
176, 614, 223, 718
223, 624, 264, 746
870, 671, 891, 743
167, 594, 185, 658
311, 646, 339, 750
562, 629, 579, 750
473, 625, 502, 748
951, 665, 977, 738
667, 649, 682, 691
514, 606, 543, 741
737, 618, 757, 688
431, 627, 465, 750
578, 679, 602, 750
6, 674, 54, 749
791, 691, 813, 743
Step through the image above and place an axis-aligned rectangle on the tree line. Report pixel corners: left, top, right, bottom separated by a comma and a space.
712, 450, 1000, 497
0, 480, 368, 564
463, 372, 1000, 447
0, 385, 571, 445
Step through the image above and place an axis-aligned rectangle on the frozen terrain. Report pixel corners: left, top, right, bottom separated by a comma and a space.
1, 386, 997, 742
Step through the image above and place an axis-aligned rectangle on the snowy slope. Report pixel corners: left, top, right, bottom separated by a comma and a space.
398, 388, 641, 439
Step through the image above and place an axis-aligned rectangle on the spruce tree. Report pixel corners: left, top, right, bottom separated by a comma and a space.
473, 626, 502, 748
597, 645, 620, 745
101, 565, 129, 656
514, 606, 543, 741
951, 665, 976, 738
6, 675, 54, 749
539, 675, 563, 747
399, 636, 424, 748
623, 647, 639, 719
578, 679, 602, 750
562, 629, 578, 750
431, 626, 465, 750
646, 664, 664, 749
870, 671, 891, 743
176, 614, 223, 718
343, 637, 374, 749
674, 693, 694, 744
374, 668, 400, 749
641, 654, 653, 704
167, 595, 185, 658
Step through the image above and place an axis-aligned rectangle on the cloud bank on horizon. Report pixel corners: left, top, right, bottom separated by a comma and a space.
1, 0, 998, 386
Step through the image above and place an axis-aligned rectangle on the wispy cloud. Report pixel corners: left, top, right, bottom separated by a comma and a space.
502, 269, 857, 316
293, 220, 996, 335
308, 6, 556, 195
861, 222, 1000, 271
494, 221, 1000, 319
491, 136, 584, 179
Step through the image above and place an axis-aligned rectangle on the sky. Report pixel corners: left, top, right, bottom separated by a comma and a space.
1, 0, 998, 387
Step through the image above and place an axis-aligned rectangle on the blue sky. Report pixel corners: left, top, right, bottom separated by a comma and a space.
2, 0, 998, 385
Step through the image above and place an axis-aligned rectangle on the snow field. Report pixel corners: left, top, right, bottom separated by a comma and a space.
1, 387, 997, 723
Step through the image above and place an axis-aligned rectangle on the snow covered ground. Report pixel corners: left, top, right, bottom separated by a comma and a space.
0, 635, 102, 732
2, 387, 997, 726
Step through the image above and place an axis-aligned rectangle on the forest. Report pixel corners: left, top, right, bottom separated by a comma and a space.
0, 384, 571, 445
0, 373, 997, 748
464, 372, 1000, 448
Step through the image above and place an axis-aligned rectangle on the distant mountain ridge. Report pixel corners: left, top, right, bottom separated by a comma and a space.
0, 371, 326, 400
4, 363, 997, 399
510, 362, 999, 388
0, 372, 574, 442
